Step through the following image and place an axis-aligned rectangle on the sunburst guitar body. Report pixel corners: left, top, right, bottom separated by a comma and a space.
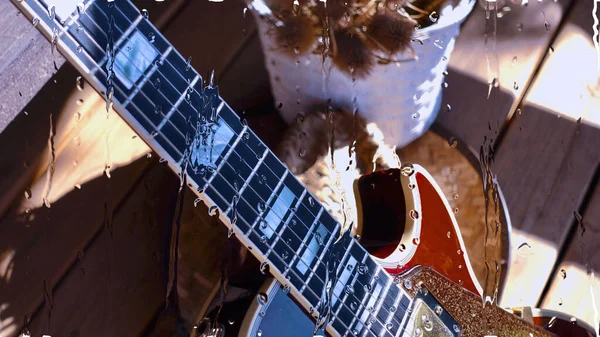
206, 166, 595, 337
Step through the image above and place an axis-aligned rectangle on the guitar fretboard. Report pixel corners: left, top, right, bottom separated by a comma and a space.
22, 0, 419, 336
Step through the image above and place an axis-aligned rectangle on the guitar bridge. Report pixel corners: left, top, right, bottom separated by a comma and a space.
404, 286, 460, 337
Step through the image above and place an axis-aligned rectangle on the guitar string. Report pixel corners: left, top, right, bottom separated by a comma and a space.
80, 8, 410, 335
64, 3, 412, 335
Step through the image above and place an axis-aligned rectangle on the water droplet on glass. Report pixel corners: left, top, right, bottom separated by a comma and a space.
141, 8, 149, 19
428, 11, 438, 22
448, 137, 458, 148
516, 22, 524, 31
186, 56, 192, 71
409, 209, 419, 220
32, 17, 39, 26
257, 201, 266, 212
558, 297, 563, 305
454, 207, 459, 213
194, 198, 202, 207
401, 163, 415, 176
513, 81, 519, 90
299, 148, 307, 157
412, 112, 420, 120
544, 21, 550, 31
517, 108, 522, 116
308, 197, 315, 207
77, 99, 84, 105
560, 269, 567, 279
357, 263, 368, 275
549, 46, 555, 53
260, 236, 267, 243
412, 237, 420, 245
315, 232, 323, 246
350, 301, 358, 310
344, 285, 354, 295
259, 262, 269, 274
208, 205, 218, 216
76, 76, 84, 91
433, 39, 444, 49
24, 189, 32, 199
257, 292, 268, 305
408, 183, 416, 190
364, 283, 372, 292
154, 104, 162, 115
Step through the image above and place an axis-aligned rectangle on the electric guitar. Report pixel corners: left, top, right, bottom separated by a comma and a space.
12, 0, 593, 336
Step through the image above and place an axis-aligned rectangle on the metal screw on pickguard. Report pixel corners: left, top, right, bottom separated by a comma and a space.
404, 279, 412, 289
435, 305, 443, 315
453, 324, 460, 333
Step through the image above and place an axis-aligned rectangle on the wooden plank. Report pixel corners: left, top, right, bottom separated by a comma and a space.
0, 158, 151, 337
163, 0, 256, 85
218, 34, 273, 112
0, 0, 185, 134
493, 0, 600, 309
436, 0, 572, 151
541, 175, 600, 329
0, 0, 65, 133
24, 161, 180, 337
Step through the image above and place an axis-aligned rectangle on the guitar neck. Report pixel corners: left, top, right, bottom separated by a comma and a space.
13, 0, 423, 336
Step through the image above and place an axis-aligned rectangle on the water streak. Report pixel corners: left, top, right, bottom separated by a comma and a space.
483, 0, 500, 98
41, 113, 56, 208
593, 0, 600, 71
104, 6, 116, 178
479, 141, 502, 307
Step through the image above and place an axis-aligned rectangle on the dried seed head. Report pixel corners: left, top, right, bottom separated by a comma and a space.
332, 28, 373, 78
272, 14, 319, 56
367, 12, 414, 54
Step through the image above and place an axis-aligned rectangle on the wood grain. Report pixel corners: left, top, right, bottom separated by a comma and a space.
437, 0, 571, 151
24, 161, 180, 337
163, 0, 256, 87
0, 0, 65, 134
540, 174, 600, 330
494, 0, 600, 310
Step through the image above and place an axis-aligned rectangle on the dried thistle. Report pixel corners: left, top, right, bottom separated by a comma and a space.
272, 13, 320, 56
366, 11, 414, 54
332, 28, 373, 78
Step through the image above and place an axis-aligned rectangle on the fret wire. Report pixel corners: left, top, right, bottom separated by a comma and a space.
31, 2, 404, 335
305, 221, 341, 287
332, 239, 355, 318
195, 130, 409, 332
223, 141, 266, 215
392, 295, 406, 337
372, 278, 393, 334
299, 206, 324, 293
61, 3, 409, 335
282, 188, 306, 277
245, 148, 277, 231
77, 5, 181, 118
96, 14, 143, 69
262, 170, 289, 257
90, 0, 208, 122
195, 127, 376, 323
160, 74, 201, 131
346, 253, 371, 335
39, 5, 107, 77
57, 0, 94, 37
118, 45, 173, 108
83, 2, 190, 113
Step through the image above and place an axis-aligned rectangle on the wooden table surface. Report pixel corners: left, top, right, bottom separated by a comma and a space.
1, 0, 599, 335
